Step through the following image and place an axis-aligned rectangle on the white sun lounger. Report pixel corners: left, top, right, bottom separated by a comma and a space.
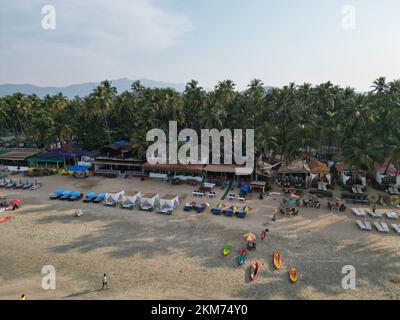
380, 222, 390, 233
364, 221, 372, 230
368, 210, 382, 218
356, 220, 367, 230
386, 212, 398, 219
352, 208, 366, 217
374, 222, 385, 233
391, 224, 400, 234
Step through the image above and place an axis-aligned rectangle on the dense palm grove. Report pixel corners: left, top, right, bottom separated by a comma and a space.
0, 77, 399, 176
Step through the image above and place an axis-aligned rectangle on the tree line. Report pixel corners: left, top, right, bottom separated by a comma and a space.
0, 77, 399, 176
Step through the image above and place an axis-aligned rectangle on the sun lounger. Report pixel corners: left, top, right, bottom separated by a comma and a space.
207, 192, 215, 198
352, 208, 366, 217
15, 180, 23, 189
380, 222, 390, 233
0, 179, 7, 188
356, 186, 364, 194
386, 212, 398, 219
6, 180, 15, 189
59, 190, 73, 200
374, 222, 385, 232
158, 207, 173, 215
238, 196, 245, 202
50, 189, 64, 199
31, 180, 41, 190
368, 210, 382, 218
93, 193, 105, 203
211, 207, 222, 215
364, 221, 372, 230
83, 192, 97, 203
22, 180, 31, 190
68, 191, 82, 201
224, 207, 234, 217
351, 187, 359, 194
391, 224, 400, 234
356, 220, 367, 230
104, 199, 117, 207
228, 194, 235, 201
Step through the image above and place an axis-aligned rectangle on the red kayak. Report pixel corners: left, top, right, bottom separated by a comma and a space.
249, 261, 260, 281
0, 215, 13, 223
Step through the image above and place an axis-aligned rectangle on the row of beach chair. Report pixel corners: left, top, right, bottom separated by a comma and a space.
0, 178, 41, 190
388, 186, 400, 195
352, 208, 398, 219
355, 220, 400, 234
49, 189, 83, 201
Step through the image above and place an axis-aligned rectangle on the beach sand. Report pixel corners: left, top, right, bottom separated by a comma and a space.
0, 174, 400, 300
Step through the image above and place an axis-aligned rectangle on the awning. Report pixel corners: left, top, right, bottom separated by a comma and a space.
143, 162, 204, 174
28, 157, 64, 163
0, 150, 40, 161
204, 164, 254, 175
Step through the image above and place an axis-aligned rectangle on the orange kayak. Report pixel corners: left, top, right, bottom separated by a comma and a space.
0, 215, 13, 223
249, 261, 260, 281
289, 267, 298, 283
273, 251, 282, 270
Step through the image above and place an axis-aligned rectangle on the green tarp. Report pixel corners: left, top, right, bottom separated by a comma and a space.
27, 156, 64, 163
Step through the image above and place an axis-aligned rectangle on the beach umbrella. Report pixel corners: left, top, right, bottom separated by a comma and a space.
244, 233, 256, 242
368, 192, 379, 204
10, 199, 21, 205
389, 195, 400, 206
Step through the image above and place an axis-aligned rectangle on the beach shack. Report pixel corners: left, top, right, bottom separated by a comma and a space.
27, 146, 95, 170
307, 159, 332, 187
375, 163, 400, 187
93, 141, 145, 177
275, 161, 309, 189
0, 148, 40, 172
203, 164, 253, 186
335, 162, 367, 188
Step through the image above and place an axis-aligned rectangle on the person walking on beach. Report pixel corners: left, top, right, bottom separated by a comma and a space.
272, 213, 276, 221
372, 204, 377, 213
101, 273, 109, 290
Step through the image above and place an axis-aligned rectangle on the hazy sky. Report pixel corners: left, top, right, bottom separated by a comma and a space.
1, 0, 399, 90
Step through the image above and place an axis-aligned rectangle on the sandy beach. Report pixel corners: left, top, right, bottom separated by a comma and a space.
1, 174, 400, 300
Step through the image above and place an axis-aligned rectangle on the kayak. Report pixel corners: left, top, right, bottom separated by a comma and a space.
273, 251, 282, 270
249, 261, 260, 281
289, 267, 298, 283
237, 249, 247, 265
0, 215, 13, 223
223, 244, 232, 256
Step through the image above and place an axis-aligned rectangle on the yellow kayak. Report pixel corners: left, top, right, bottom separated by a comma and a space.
223, 244, 232, 256
289, 267, 298, 283
273, 251, 282, 270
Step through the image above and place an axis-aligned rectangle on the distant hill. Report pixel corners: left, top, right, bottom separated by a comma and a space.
0, 78, 187, 99
0, 79, 274, 98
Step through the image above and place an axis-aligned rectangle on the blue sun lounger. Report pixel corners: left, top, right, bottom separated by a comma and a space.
59, 190, 73, 200
93, 193, 105, 203
0, 179, 7, 188
15, 179, 23, 189
6, 179, 15, 189
22, 180, 31, 189
68, 191, 82, 201
83, 192, 97, 203
50, 189, 64, 199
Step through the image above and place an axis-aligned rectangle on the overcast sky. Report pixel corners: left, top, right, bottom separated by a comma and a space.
1, 0, 399, 90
